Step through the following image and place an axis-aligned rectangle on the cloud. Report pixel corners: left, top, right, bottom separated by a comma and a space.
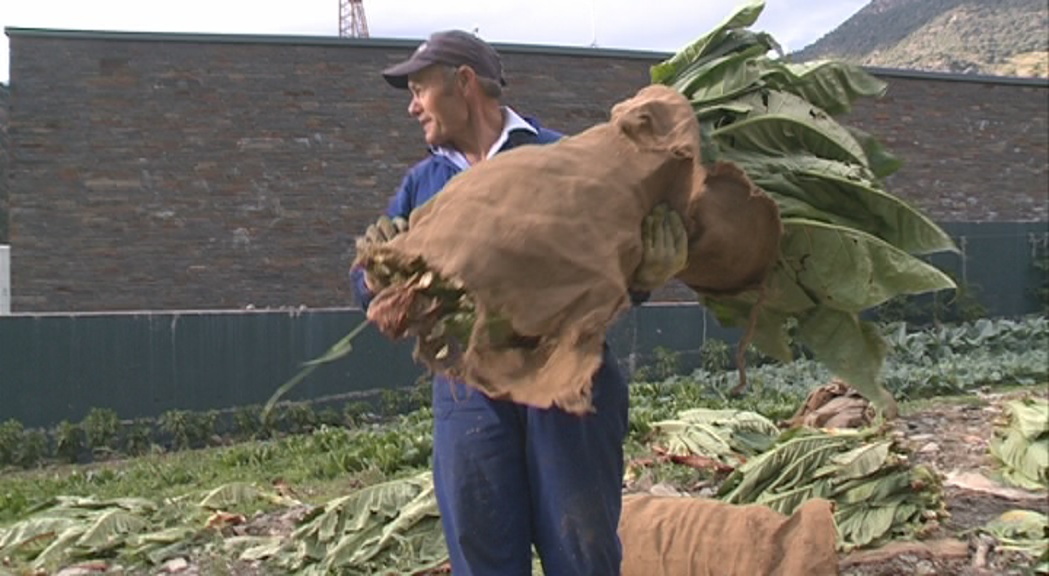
1, 0, 869, 83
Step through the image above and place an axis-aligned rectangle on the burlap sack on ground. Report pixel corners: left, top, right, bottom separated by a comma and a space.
619, 494, 840, 576
365, 84, 781, 413
782, 379, 876, 430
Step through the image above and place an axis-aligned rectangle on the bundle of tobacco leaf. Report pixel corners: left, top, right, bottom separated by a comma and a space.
356, 84, 768, 415
314, 0, 961, 419
710, 424, 948, 551
990, 397, 1049, 491
359, 251, 523, 381
600, 404, 949, 552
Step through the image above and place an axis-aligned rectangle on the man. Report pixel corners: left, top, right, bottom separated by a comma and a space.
349, 30, 687, 576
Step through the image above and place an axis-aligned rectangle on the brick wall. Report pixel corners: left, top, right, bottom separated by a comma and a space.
846, 69, 1049, 222
0, 82, 8, 244
5, 30, 1048, 312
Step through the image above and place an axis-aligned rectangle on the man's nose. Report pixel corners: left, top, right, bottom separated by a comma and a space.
408, 97, 422, 117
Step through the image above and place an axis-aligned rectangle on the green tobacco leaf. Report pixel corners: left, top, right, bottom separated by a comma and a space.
892, 501, 920, 527
1000, 469, 1048, 493
198, 482, 262, 511
0, 515, 87, 558
278, 472, 447, 574
991, 427, 1049, 490
797, 307, 897, 418
744, 306, 795, 362
712, 90, 868, 167
225, 535, 286, 561
835, 501, 900, 548
828, 440, 894, 481
29, 528, 83, 572
765, 176, 956, 256
696, 102, 754, 122
316, 475, 445, 575
764, 440, 851, 495
700, 261, 817, 362
763, 59, 888, 116
721, 147, 875, 184
651, 0, 767, 84
983, 510, 1049, 556
846, 125, 903, 179
127, 526, 197, 547
353, 483, 443, 570
75, 509, 149, 550
701, 293, 798, 363
263, 319, 370, 421
46, 496, 156, 513
755, 483, 822, 516
1004, 398, 1049, 441
727, 151, 957, 255
652, 419, 735, 458
720, 432, 856, 503
668, 408, 780, 456
833, 476, 886, 505
675, 45, 768, 104
782, 219, 957, 311
678, 408, 781, 438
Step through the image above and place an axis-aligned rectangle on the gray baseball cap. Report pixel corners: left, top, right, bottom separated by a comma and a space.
382, 30, 507, 89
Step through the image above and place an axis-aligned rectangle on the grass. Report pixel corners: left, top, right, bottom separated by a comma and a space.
4, 383, 1042, 526
0, 409, 435, 525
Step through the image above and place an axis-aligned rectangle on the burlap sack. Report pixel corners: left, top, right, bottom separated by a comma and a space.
619, 494, 840, 576
366, 84, 781, 413
782, 380, 875, 430
678, 159, 782, 295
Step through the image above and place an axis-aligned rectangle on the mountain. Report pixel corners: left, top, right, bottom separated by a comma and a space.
792, 0, 1049, 78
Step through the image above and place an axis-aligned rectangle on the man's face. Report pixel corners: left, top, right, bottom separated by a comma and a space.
406, 65, 469, 147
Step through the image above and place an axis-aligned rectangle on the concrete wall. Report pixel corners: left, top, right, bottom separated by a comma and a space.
4, 28, 1048, 312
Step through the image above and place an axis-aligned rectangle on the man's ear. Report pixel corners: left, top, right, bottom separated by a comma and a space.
456, 65, 476, 92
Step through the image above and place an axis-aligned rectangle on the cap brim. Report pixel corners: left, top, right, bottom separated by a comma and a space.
382, 56, 435, 89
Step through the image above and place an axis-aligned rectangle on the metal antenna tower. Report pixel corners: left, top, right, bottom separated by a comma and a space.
339, 0, 370, 38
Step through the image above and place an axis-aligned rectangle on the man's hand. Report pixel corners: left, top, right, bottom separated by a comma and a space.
631, 203, 688, 292
356, 215, 409, 292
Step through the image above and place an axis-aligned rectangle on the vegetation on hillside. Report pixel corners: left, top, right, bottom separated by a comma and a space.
793, 0, 1049, 78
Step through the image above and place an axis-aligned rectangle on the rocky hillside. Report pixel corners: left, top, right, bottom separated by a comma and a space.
792, 0, 1048, 78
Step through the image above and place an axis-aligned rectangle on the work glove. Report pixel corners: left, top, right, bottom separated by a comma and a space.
364, 215, 409, 246
356, 215, 409, 292
631, 203, 688, 292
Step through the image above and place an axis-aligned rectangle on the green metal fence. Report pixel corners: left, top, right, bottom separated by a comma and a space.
0, 305, 735, 429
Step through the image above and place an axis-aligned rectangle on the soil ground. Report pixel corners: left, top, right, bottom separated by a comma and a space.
838, 389, 1048, 576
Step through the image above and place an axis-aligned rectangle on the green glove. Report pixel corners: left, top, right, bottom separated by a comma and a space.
365, 215, 408, 245
632, 203, 688, 292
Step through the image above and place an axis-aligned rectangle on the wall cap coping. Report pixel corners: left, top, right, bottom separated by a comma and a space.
6, 27, 1048, 88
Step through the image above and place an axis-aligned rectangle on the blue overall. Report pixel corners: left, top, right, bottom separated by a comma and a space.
350, 118, 642, 575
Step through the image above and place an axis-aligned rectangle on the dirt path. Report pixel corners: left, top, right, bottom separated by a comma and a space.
840, 390, 1048, 576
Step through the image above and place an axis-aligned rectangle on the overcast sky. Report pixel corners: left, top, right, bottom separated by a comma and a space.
0, 0, 869, 84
